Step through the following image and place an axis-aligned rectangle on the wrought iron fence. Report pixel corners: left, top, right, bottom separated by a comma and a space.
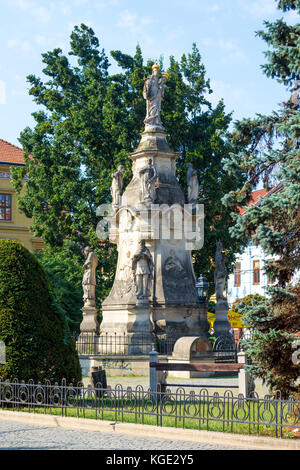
75, 333, 238, 362
76, 333, 179, 356
76, 333, 157, 355
0, 377, 299, 438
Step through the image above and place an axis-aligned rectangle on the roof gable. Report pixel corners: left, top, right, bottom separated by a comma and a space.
0, 138, 25, 165
239, 184, 283, 215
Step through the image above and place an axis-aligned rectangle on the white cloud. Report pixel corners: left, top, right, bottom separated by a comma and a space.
34, 35, 48, 46
165, 26, 184, 42
60, 1, 72, 16
11, 1, 52, 23
117, 10, 153, 34
207, 4, 221, 12
284, 9, 299, 24
13, 0, 33, 10
7, 39, 19, 48
208, 79, 246, 108
32, 6, 52, 23
217, 40, 246, 62
245, 0, 277, 18
7, 37, 33, 56
21, 41, 32, 55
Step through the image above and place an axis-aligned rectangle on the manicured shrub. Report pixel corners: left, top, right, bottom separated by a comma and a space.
0, 240, 81, 383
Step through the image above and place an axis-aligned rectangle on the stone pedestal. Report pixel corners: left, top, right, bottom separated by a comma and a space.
80, 306, 99, 333
198, 301, 210, 339
100, 305, 155, 354
213, 299, 231, 338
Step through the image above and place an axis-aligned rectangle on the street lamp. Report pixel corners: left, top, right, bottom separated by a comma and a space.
196, 274, 209, 303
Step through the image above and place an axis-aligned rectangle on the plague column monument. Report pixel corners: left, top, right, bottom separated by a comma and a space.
99, 64, 206, 353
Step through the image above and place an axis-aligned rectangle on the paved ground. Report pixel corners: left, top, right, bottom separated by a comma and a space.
83, 375, 271, 397
84, 375, 240, 395
0, 420, 254, 450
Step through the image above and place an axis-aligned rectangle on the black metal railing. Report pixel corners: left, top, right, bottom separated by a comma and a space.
76, 333, 157, 356
0, 377, 299, 438
75, 333, 239, 362
75, 333, 178, 356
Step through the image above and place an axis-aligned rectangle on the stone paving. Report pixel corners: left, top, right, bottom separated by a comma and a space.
0, 420, 254, 450
84, 375, 271, 397
84, 375, 239, 391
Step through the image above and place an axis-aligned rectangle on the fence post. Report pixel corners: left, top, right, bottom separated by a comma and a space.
238, 351, 253, 397
149, 350, 159, 395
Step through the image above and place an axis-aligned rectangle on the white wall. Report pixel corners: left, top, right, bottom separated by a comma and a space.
227, 244, 272, 307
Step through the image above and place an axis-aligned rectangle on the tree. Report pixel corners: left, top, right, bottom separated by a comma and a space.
35, 242, 84, 334
222, 0, 300, 397
0, 240, 81, 383
12, 25, 246, 304
231, 294, 266, 312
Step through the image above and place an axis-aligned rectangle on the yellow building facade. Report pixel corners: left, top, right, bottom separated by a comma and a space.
0, 138, 44, 252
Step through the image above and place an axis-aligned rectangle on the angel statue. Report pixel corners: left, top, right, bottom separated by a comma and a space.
143, 63, 169, 131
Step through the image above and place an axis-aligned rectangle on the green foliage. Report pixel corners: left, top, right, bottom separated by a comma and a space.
0, 240, 81, 383
223, 0, 300, 397
12, 25, 247, 302
231, 294, 266, 312
236, 287, 300, 397
35, 242, 84, 334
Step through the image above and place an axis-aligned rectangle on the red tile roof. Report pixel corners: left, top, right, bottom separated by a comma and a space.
239, 183, 283, 215
0, 138, 25, 165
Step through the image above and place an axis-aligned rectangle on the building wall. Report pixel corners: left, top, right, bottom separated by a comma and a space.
0, 163, 44, 252
227, 244, 272, 307
227, 243, 300, 307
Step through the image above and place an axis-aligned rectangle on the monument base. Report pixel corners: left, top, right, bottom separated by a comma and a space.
213, 299, 231, 338
99, 305, 155, 354
80, 306, 99, 333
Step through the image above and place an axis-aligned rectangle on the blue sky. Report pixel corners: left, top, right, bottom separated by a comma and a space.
0, 0, 298, 146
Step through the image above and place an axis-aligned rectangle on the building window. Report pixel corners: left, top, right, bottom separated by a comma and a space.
253, 260, 260, 285
0, 194, 12, 221
234, 262, 241, 287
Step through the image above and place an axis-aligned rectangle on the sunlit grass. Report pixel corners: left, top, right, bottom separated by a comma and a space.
2, 397, 297, 439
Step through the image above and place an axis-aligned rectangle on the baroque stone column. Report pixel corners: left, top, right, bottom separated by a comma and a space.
98, 64, 207, 354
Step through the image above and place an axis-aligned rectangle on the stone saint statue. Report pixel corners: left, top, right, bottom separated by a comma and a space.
187, 163, 199, 204
214, 241, 227, 302
111, 165, 124, 207
82, 246, 98, 308
132, 240, 153, 301
143, 63, 168, 130
139, 158, 158, 203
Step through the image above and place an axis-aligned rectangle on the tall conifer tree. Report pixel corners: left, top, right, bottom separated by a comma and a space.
223, 0, 300, 397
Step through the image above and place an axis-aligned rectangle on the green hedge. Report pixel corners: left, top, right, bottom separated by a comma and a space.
0, 240, 81, 383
